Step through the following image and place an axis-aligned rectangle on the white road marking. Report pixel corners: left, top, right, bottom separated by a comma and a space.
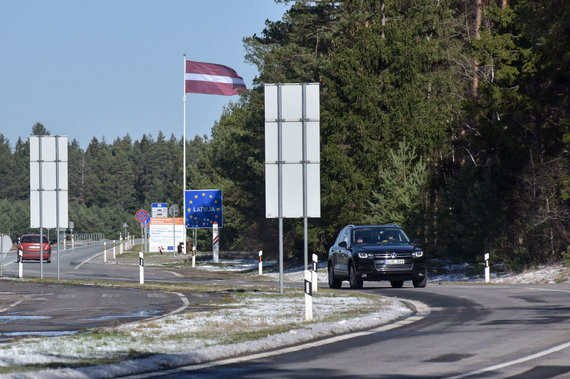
444, 341, 570, 379
74, 252, 103, 269
0, 298, 24, 313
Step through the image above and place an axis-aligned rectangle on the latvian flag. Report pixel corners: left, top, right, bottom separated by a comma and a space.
185, 60, 247, 96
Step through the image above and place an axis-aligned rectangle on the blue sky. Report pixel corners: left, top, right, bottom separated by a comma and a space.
0, 1, 290, 149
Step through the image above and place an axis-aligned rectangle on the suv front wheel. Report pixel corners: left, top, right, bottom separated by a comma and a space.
328, 263, 342, 289
349, 263, 363, 289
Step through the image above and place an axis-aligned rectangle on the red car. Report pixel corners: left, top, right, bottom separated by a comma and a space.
18, 234, 51, 262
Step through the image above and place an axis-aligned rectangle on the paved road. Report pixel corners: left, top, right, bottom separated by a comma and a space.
0, 281, 190, 342
146, 283, 570, 379
2, 246, 569, 378
0, 243, 224, 341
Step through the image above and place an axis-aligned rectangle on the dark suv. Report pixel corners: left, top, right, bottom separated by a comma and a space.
328, 224, 427, 289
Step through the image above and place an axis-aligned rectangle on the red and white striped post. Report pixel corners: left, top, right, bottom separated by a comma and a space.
212, 221, 219, 263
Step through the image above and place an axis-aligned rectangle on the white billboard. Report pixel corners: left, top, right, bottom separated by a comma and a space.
30, 135, 68, 228
264, 83, 320, 218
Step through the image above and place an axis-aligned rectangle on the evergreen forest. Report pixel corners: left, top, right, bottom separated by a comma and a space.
0, 0, 568, 269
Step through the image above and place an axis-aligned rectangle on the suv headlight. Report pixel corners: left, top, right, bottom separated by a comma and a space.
412, 250, 424, 258
357, 252, 372, 259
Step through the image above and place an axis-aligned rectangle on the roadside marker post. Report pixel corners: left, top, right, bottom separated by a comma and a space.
119, 234, 123, 254
104, 242, 107, 263
212, 222, 219, 263
484, 253, 490, 283
259, 250, 263, 276
304, 270, 313, 322
192, 246, 196, 268
113, 240, 116, 259
311, 254, 318, 293
139, 252, 144, 284
18, 250, 23, 278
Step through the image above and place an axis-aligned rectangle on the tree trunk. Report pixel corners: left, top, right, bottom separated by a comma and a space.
472, 0, 483, 98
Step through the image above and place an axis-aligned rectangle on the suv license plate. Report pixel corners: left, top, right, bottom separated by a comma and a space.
384, 259, 405, 265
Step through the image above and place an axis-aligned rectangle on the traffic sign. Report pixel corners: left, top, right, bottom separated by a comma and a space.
185, 190, 223, 228
0, 235, 12, 253
136, 209, 149, 223
152, 203, 168, 218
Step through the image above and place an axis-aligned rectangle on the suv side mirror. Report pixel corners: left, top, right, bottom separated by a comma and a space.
339, 241, 348, 249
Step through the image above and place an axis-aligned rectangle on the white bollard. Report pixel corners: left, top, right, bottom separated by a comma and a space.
304, 270, 313, 322
312, 253, 318, 293
103, 242, 107, 263
113, 240, 116, 259
139, 252, 144, 284
18, 250, 23, 278
192, 246, 196, 268
484, 253, 490, 283
259, 250, 263, 276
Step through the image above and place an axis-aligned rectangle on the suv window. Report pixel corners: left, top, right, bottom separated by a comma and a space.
335, 228, 351, 247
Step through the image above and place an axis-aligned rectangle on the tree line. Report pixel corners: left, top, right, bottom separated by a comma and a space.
0, 0, 568, 269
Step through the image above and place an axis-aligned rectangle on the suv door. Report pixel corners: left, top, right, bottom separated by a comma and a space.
337, 228, 352, 275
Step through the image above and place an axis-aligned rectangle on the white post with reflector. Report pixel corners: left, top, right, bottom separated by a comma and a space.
113, 240, 116, 259
18, 250, 23, 278
311, 253, 318, 293
304, 270, 313, 321
484, 253, 490, 283
212, 221, 219, 263
103, 242, 107, 263
192, 245, 196, 268
139, 251, 144, 284
259, 250, 263, 275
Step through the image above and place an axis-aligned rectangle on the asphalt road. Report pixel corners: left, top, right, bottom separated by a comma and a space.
2, 245, 570, 378
0, 243, 224, 341
144, 283, 570, 379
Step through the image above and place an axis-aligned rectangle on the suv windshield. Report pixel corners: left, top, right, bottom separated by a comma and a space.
352, 227, 410, 245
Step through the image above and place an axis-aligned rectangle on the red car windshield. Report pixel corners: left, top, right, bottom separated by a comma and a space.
21, 236, 48, 244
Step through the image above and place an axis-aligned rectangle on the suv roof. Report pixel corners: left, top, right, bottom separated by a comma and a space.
345, 224, 402, 229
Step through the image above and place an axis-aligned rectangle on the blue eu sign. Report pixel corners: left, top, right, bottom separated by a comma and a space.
185, 190, 223, 228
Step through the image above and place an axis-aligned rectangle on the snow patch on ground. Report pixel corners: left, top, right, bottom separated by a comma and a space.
0, 293, 410, 378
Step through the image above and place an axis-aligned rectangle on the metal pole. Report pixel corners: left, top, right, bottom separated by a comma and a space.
56, 136, 60, 281
277, 84, 283, 294
39, 137, 43, 279
302, 84, 308, 272
183, 54, 188, 257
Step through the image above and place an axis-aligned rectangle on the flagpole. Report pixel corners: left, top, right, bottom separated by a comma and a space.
183, 54, 187, 255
